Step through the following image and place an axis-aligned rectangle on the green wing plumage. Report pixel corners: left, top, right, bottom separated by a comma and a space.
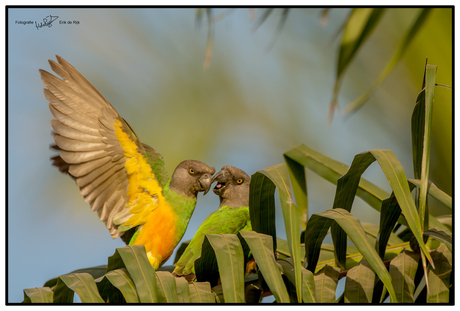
142, 143, 169, 188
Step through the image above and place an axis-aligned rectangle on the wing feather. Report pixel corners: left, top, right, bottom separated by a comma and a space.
50, 120, 101, 143
91, 180, 122, 218
68, 157, 111, 177
54, 135, 107, 152
42, 55, 167, 240
49, 103, 100, 136
60, 150, 108, 164
76, 159, 125, 188
83, 170, 122, 206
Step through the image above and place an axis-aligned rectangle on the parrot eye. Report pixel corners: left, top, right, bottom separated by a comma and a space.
189, 168, 195, 174
236, 178, 243, 184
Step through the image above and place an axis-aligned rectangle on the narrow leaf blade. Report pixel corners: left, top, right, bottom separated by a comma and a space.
314, 208, 398, 302
314, 265, 340, 303
344, 259, 376, 303
254, 164, 303, 302
205, 234, 245, 303
56, 273, 104, 303
427, 244, 452, 303
188, 282, 216, 303
239, 231, 290, 303
23, 287, 53, 303
98, 268, 139, 303
370, 149, 433, 266
389, 250, 420, 303
107, 245, 158, 302
344, 8, 432, 114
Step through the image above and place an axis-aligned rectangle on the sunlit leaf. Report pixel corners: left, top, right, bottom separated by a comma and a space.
188, 282, 216, 303
370, 149, 433, 267
415, 63, 437, 232
305, 208, 398, 302
314, 265, 340, 303
106, 245, 158, 303
155, 271, 179, 303
205, 234, 245, 302
175, 277, 190, 303
53, 273, 104, 303
344, 258, 375, 303
427, 244, 452, 303
96, 268, 139, 303
22, 287, 53, 303
253, 163, 302, 302
239, 231, 290, 303
44, 265, 107, 288
389, 249, 420, 303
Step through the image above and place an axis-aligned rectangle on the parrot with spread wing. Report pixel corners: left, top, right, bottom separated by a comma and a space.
173, 165, 251, 278
40, 55, 215, 270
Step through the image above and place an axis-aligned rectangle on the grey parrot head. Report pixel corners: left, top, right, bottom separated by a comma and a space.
169, 160, 215, 197
211, 165, 250, 208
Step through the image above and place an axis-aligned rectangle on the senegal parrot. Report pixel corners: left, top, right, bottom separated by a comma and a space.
173, 165, 252, 278
40, 55, 215, 270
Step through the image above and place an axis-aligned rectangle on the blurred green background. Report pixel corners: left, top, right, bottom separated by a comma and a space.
7, 8, 451, 303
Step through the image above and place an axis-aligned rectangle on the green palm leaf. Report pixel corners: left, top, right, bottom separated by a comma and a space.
188, 282, 216, 303
343, 8, 432, 115
305, 208, 398, 302
239, 231, 290, 303
344, 259, 375, 303
53, 273, 104, 303
155, 271, 179, 303
205, 234, 245, 302
106, 245, 158, 303
254, 163, 302, 302
22, 287, 53, 303
314, 265, 340, 303
96, 268, 139, 303
427, 244, 452, 303
389, 250, 420, 303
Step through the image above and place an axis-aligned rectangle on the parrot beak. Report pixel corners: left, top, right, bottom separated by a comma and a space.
210, 170, 222, 184
199, 173, 213, 195
210, 169, 229, 193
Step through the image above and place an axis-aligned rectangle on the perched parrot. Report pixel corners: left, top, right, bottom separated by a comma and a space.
40, 55, 215, 270
173, 165, 252, 279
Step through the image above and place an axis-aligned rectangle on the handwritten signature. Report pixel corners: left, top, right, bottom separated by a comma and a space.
35, 15, 58, 30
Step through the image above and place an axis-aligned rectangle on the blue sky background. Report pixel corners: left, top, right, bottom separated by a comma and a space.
6, 8, 452, 303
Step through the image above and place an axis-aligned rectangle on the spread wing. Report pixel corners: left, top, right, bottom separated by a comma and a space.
41, 55, 167, 239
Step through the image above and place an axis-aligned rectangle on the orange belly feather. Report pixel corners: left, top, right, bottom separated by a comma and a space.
132, 202, 179, 270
